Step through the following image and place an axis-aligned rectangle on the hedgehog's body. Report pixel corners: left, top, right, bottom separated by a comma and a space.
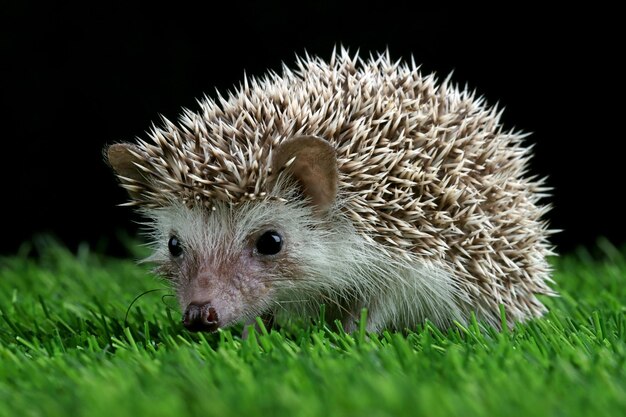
107, 50, 554, 333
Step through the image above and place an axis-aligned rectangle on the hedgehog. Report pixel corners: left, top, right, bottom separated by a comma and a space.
106, 49, 555, 334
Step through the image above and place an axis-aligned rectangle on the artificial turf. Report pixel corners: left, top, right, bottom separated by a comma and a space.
0, 237, 624, 417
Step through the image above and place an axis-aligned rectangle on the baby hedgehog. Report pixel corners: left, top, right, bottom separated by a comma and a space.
106, 49, 555, 334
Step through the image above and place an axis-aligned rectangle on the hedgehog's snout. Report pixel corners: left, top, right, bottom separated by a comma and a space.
182, 301, 219, 332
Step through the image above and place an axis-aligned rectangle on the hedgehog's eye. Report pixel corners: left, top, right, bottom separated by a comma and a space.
168, 236, 184, 257
255, 231, 283, 256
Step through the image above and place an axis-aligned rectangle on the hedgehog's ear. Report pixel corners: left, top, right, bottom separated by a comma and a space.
106, 143, 147, 199
271, 135, 338, 214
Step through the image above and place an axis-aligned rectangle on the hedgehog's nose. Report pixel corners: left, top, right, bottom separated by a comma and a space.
182, 302, 219, 332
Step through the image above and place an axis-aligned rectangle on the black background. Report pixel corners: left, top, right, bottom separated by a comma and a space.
1, 2, 623, 256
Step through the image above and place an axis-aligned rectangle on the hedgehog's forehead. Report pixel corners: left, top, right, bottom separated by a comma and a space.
147, 199, 272, 226
144, 197, 309, 240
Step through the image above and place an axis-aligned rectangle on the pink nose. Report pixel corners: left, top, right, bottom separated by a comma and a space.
182, 302, 219, 332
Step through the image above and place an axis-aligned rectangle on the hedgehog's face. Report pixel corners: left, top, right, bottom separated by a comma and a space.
108, 136, 341, 333
145, 198, 325, 332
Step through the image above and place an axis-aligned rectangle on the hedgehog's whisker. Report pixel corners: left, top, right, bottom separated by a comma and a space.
124, 288, 172, 327
160, 293, 178, 312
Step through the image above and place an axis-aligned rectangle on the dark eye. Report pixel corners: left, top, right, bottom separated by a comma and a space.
168, 236, 184, 257
255, 231, 283, 255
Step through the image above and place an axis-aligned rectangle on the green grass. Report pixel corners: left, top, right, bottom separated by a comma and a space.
1, 237, 625, 417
